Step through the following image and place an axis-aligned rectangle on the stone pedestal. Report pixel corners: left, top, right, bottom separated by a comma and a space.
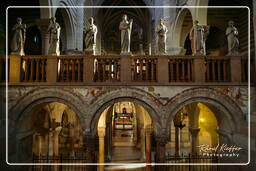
9, 55, 21, 82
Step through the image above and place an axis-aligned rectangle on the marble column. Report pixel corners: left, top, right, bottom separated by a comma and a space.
174, 126, 180, 156
145, 128, 152, 163
37, 19, 51, 55
83, 133, 97, 170
189, 128, 200, 155
98, 128, 105, 171
140, 128, 146, 161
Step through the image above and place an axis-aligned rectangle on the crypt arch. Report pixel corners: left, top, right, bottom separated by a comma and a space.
165, 88, 244, 144
88, 89, 163, 136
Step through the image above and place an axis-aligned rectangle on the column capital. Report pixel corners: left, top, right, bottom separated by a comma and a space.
189, 127, 200, 136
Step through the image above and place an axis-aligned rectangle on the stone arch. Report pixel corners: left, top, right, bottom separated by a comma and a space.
55, 6, 75, 51
9, 88, 85, 126
165, 88, 243, 141
88, 88, 163, 136
173, 8, 193, 54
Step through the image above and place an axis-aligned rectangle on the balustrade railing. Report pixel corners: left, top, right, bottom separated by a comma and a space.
205, 57, 230, 82
3, 55, 249, 85
58, 56, 84, 82
94, 56, 120, 82
169, 57, 193, 82
21, 56, 47, 82
132, 56, 157, 82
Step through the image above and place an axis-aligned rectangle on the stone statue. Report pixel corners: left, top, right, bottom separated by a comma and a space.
119, 14, 133, 55
156, 18, 168, 54
48, 17, 61, 56
10, 18, 26, 56
84, 17, 97, 55
226, 20, 239, 56
189, 20, 209, 56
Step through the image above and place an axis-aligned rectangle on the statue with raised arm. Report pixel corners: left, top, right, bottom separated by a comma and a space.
156, 18, 168, 54
11, 18, 26, 56
84, 17, 97, 55
48, 17, 61, 56
189, 20, 209, 56
119, 14, 133, 55
226, 20, 239, 56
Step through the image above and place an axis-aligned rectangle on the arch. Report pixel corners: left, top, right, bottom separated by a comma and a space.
173, 8, 193, 54
88, 88, 163, 136
9, 88, 85, 126
165, 88, 243, 139
55, 6, 75, 51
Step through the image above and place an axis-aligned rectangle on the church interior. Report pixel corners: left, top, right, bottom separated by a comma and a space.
0, 0, 255, 171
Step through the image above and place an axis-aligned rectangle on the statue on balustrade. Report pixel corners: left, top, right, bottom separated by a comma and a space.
226, 20, 239, 56
189, 20, 209, 56
84, 17, 98, 55
48, 17, 61, 56
119, 14, 133, 55
156, 18, 168, 55
10, 18, 26, 56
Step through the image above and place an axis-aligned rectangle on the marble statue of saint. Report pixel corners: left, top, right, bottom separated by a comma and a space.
11, 18, 26, 56
189, 20, 209, 56
48, 17, 61, 56
84, 17, 97, 54
156, 18, 168, 54
226, 20, 239, 56
119, 14, 133, 55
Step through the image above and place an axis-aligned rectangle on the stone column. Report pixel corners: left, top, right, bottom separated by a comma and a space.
37, 19, 50, 55
98, 128, 105, 171
140, 128, 146, 161
52, 127, 62, 157
155, 135, 167, 163
145, 128, 152, 163
174, 126, 180, 156
83, 133, 97, 170
189, 128, 200, 155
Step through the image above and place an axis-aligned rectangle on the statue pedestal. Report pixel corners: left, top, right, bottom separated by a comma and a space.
120, 52, 132, 56
84, 50, 95, 55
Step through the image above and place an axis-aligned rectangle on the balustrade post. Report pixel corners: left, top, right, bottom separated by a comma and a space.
230, 56, 242, 82
9, 55, 21, 82
84, 57, 94, 82
46, 56, 57, 83
157, 57, 169, 83
194, 56, 205, 83
121, 56, 131, 82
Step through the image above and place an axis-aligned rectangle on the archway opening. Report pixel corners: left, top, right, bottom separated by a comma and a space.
97, 101, 154, 163
166, 102, 219, 156
24, 25, 42, 55
16, 102, 84, 163
96, 0, 151, 55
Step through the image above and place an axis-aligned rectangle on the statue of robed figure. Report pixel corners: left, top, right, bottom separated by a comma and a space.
226, 20, 239, 56
119, 14, 133, 55
84, 17, 98, 55
48, 17, 61, 56
11, 18, 26, 56
156, 18, 168, 54
189, 20, 209, 56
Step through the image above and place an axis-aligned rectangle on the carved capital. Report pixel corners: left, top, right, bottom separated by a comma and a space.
189, 128, 200, 136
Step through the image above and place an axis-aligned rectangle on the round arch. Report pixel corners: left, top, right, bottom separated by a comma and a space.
9, 88, 85, 126
88, 89, 163, 136
173, 8, 193, 54
165, 88, 243, 140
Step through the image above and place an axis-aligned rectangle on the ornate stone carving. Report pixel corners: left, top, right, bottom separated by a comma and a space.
10, 18, 26, 56
84, 17, 98, 55
47, 17, 61, 56
156, 18, 168, 55
226, 20, 239, 56
189, 20, 209, 56
119, 14, 133, 55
